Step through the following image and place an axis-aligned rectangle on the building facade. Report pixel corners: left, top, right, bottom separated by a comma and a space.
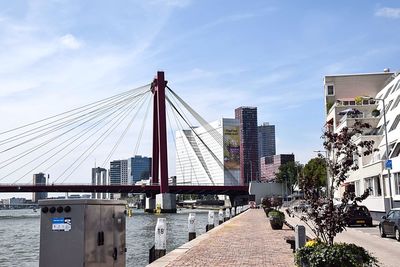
260, 154, 295, 182
258, 122, 276, 158
324, 71, 400, 214
32, 173, 48, 203
109, 160, 128, 185
235, 106, 259, 184
175, 118, 240, 186
128, 155, 151, 184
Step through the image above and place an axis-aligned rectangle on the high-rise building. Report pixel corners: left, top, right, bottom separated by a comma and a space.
32, 173, 48, 203
175, 118, 240, 185
109, 160, 128, 185
258, 122, 276, 158
128, 156, 152, 184
260, 154, 295, 182
235, 106, 259, 184
91, 167, 108, 199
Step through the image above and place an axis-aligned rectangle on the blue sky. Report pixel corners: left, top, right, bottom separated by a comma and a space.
1, 1, 400, 196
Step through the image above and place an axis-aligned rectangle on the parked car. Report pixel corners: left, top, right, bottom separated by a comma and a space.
345, 205, 373, 227
379, 208, 400, 241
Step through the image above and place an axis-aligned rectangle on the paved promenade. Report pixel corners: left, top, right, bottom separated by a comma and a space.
147, 209, 295, 267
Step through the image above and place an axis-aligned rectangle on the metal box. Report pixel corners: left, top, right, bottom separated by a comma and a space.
38, 199, 126, 267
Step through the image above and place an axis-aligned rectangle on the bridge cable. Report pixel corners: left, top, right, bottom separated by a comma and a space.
0, 83, 150, 136
0, 91, 148, 169
0, 88, 150, 151
57, 91, 151, 184
166, 101, 200, 185
4, 96, 143, 183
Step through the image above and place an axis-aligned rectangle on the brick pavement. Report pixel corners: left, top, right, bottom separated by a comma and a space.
148, 209, 295, 267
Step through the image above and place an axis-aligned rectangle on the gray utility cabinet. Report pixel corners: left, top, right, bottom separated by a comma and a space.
38, 199, 127, 267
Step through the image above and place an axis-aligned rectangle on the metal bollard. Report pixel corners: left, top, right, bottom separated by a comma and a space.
224, 208, 230, 222
154, 218, 166, 259
206, 211, 215, 232
188, 213, 196, 241
295, 225, 306, 250
218, 209, 224, 225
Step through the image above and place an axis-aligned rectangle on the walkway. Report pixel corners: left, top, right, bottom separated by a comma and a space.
147, 209, 295, 267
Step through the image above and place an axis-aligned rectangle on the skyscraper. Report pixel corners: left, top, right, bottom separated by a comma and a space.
235, 106, 259, 184
128, 155, 152, 184
258, 122, 276, 158
32, 173, 48, 203
109, 160, 128, 185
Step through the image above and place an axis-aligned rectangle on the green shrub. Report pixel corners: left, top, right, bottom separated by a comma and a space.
295, 242, 378, 267
268, 210, 285, 220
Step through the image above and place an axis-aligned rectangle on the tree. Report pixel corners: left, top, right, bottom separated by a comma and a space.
275, 161, 303, 193
301, 156, 327, 195
289, 121, 375, 245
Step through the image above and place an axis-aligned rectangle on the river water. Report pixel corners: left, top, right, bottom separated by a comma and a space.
0, 208, 213, 267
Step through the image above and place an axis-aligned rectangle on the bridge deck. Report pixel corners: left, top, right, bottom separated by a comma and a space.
0, 184, 249, 196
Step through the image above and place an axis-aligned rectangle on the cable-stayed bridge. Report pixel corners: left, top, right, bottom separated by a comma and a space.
0, 71, 249, 211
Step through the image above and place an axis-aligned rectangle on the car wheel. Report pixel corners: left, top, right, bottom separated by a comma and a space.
395, 228, 400, 242
380, 226, 386, 238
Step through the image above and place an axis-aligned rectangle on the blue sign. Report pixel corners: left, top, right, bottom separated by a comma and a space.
385, 159, 392, 170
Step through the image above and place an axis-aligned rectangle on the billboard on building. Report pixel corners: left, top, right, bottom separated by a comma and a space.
223, 125, 240, 170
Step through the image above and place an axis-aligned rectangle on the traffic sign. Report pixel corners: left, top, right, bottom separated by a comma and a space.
385, 159, 392, 170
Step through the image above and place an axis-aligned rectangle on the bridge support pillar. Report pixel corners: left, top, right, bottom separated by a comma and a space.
145, 196, 156, 213
156, 193, 176, 213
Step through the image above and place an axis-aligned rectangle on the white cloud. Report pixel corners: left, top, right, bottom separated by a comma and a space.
59, 34, 82, 49
375, 7, 400, 19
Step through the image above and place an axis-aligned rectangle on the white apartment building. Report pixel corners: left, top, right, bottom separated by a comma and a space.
324, 70, 400, 214
175, 118, 240, 186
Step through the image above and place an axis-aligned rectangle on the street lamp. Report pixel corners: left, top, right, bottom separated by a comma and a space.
314, 150, 329, 195
362, 96, 394, 211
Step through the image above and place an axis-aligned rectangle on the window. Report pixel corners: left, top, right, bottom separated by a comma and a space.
354, 180, 360, 196
327, 85, 334, 95
389, 114, 400, 132
390, 142, 400, 158
385, 99, 393, 113
391, 95, 400, 111
384, 85, 393, 99
364, 176, 381, 196
365, 177, 374, 196
353, 152, 359, 168
394, 172, 400, 195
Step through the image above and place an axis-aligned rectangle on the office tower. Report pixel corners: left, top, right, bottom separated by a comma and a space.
128, 155, 152, 184
109, 159, 128, 185
32, 173, 48, 203
258, 122, 276, 158
235, 106, 259, 184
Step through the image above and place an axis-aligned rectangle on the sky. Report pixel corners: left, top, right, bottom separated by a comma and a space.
1, 0, 400, 199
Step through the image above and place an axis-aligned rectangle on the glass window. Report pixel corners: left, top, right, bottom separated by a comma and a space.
365, 177, 374, 196
394, 172, 400, 195
354, 180, 360, 196
394, 210, 400, 219
389, 114, 400, 132
387, 210, 395, 219
384, 86, 393, 99
386, 99, 393, 113
327, 85, 334, 95
391, 95, 400, 111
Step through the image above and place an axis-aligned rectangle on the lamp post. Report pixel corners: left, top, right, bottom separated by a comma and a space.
363, 97, 393, 211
